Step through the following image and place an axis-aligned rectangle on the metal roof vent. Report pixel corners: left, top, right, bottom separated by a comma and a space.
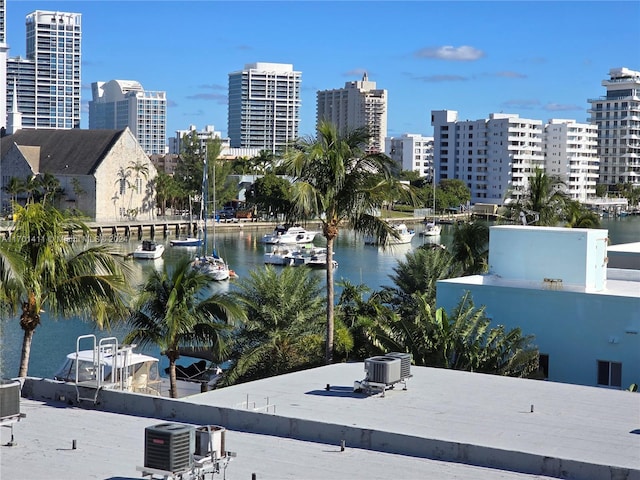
144, 423, 194, 472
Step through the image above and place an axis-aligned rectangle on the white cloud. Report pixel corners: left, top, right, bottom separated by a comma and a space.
544, 103, 582, 112
415, 45, 485, 61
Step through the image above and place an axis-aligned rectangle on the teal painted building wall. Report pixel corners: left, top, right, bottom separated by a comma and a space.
437, 226, 640, 388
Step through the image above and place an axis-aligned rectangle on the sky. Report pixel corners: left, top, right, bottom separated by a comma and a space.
5, 1, 640, 140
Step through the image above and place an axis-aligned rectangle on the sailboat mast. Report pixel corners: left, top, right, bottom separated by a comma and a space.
202, 147, 208, 256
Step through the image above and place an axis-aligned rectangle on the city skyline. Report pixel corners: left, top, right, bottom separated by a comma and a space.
5, 1, 639, 140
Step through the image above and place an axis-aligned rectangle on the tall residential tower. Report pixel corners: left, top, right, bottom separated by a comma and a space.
316, 73, 387, 153
89, 80, 167, 155
6, 10, 82, 129
588, 67, 640, 187
0, 0, 8, 131
227, 62, 301, 153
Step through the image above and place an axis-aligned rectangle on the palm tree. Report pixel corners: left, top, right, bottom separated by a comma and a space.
284, 120, 414, 363
124, 257, 245, 398
125, 160, 150, 219
2, 177, 26, 212
0, 203, 131, 378
506, 168, 568, 226
564, 200, 601, 228
221, 265, 326, 385
450, 221, 490, 275
370, 291, 539, 377
383, 245, 460, 307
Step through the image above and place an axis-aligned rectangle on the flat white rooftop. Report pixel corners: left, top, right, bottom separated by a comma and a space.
4, 363, 640, 479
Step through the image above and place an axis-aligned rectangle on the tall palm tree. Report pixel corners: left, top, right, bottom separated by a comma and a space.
284, 120, 414, 363
222, 265, 326, 386
124, 257, 245, 398
0, 203, 131, 378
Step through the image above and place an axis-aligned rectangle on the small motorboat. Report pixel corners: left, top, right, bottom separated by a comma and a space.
53, 335, 162, 397
133, 240, 165, 259
364, 223, 415, 245
170, 237, 203, 247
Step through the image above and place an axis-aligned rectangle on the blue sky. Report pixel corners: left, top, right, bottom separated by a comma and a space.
6, 1, 639, 139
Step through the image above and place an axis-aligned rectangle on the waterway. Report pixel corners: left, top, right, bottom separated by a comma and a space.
1, 217, 638, 379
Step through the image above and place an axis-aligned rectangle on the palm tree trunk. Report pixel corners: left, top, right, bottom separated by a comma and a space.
18, 297, 40, 378
325, 237, 335, 364
169, 360, 178, 398
18, 325, 35, 378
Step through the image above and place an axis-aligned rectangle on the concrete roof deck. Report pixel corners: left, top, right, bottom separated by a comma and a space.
3, 363, 639, 480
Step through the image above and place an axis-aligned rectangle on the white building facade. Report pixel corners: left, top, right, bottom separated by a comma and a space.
431, 110, 544, 205
169, 124, 260, 159
385, 133, 434, 178
89, 80, 167, 155
317, 73, 387, 153
6, 10, 81, 129
544, 119, 599, 202
588, 67, 640, 187
436, 225, 640, 389
227, 62, 301, 154
0, 0, 7, 131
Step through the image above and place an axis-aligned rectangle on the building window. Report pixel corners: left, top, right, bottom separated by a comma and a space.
597, 360, 622, 387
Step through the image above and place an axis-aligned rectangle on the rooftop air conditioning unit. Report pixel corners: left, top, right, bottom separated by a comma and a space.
385, 352, 412, 379
144, 423, 194, 472
365, 356, 402, 385
0, 379, 21, 420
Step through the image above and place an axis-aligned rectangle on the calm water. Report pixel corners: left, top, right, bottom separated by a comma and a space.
1, 217, 638, 378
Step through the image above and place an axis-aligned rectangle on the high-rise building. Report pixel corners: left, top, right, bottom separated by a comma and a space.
588, 67, 640, 187
227, 62, 301, 153
544, 119, 599, 202
385, 133, 434, 178
0, 0, 8, 131
6, 10, 81, 129
431, 110, 544, 205
89, 80, 167, 155
316, 73, 387, 153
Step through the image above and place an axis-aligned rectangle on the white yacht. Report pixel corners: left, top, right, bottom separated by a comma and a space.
261, 225, 319, 245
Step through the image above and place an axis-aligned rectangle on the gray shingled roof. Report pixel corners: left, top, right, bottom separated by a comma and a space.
0, 128, 126, 175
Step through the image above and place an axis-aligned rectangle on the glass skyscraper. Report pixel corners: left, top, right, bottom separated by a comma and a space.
6, 10, 81, 129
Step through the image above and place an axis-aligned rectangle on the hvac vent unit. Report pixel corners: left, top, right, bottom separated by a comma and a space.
365, 356, 402, 385
144, 423, 194, 472
385, 352, 412, 379
0, 379, 21, 420
195, 425, 226, 457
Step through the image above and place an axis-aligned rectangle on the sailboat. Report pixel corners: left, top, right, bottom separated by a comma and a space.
421, 177, 441, 237
190, 151, 231, 281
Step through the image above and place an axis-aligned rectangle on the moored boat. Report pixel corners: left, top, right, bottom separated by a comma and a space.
132, 240, 165, 259
170, 237, 203, 247
53, 335, 162, 397
261, 224, 319, 244
364, 223, 415, 245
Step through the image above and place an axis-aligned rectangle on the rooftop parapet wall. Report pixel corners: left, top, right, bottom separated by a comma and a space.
488, 226, 608, 291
